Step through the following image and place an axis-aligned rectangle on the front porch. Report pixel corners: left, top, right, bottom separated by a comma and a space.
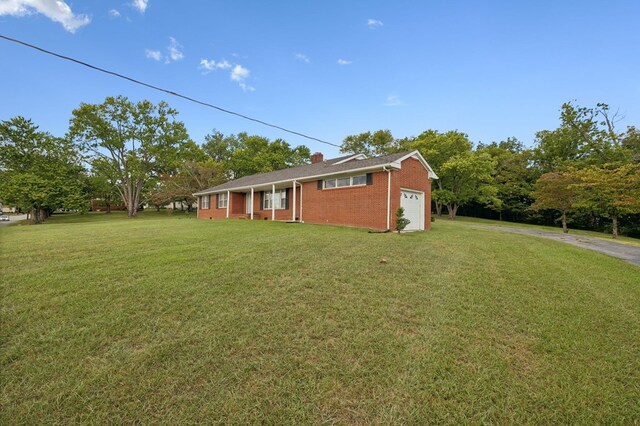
209, 181, 304, 222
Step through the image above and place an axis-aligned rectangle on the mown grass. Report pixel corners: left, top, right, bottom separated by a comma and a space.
1, 213, 639, 424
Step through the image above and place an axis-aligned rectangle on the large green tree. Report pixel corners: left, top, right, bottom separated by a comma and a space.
530, 171, 579, 233
69, 96, 192, 217
153, 159, 226, 212
202, 131, 310, 179
0, 117, 87, 223
340, 129, 399, 156
477, 138, 537, 221
434, 151, 501, 219
405, 130, 474, 217
570, 164, 640, 239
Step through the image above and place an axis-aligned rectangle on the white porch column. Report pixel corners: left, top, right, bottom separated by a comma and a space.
250, 187, 254, 220
386, 168, 391, 230
271, 184, 275, 221
226, 190, 230, 219
292, 180, 297, 221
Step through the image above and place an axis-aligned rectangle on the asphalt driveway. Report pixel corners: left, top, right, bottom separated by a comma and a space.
0, 214, 28, 227
479, 225, 640, 266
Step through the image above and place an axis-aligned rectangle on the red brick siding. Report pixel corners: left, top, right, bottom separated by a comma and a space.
301, 172, 388, 230
390, 157, 432, 230
197, 156, 433, 230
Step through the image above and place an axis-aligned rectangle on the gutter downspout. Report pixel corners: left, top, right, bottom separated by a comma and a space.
384, 166, 391, 230
226, 190, 230, 219
299, 182, 303, 223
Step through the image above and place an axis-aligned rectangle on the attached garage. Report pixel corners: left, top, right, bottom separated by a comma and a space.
400, 189, 424, 231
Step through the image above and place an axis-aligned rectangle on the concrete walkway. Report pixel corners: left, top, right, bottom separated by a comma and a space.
478, 225, 640, 266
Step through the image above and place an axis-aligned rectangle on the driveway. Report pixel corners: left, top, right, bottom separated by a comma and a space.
0, 214, 28, 227
478, 225, 640, 266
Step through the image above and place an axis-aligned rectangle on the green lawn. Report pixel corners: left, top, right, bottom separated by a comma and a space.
1, 213, 639, 424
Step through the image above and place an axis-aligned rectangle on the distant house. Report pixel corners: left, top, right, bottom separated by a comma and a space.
193, 150, 438, 231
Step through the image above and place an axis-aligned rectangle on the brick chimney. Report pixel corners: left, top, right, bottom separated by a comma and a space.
311, 152, 324, 164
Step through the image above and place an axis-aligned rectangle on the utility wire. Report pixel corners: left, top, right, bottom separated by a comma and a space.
0, 34, 341, 148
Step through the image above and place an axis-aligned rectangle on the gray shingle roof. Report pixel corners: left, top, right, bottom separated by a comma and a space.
194, 151, 421, 194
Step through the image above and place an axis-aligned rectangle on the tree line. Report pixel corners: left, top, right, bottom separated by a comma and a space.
340, 103, 639, 238
1, 96, 638, 237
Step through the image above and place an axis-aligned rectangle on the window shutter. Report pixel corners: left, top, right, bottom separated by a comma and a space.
366, 173, 373, 185
215, 194, 219, 208
285, 188, 290, 209
317, 180, 323, 190
260, 191, 264, 210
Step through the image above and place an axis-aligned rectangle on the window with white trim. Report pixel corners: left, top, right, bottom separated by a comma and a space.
324, 174, 367, 189
217, 192, 228, 208
201, 195, 210, 209
264, 189, 287, 210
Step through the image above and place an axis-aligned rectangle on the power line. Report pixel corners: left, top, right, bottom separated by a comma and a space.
0, 34, 341, 148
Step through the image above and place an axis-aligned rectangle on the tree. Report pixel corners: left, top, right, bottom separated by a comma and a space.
202, 131, 310, 179
477, 138, 537, 221
0, 117, 87, 223
340, 130, 399, 156
153, 159, 226, 212
570, 164, 640, 239
435, 151, 501, 219
69, 96, 192, 217
395, 207, 410, 233
405, 130, 473, 217
530, 171, 579, 233
533, 102, 631, 173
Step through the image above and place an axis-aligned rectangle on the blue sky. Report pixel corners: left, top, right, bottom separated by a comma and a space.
1, 1, 639, 157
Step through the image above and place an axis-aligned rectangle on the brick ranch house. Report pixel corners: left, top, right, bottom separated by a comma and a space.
193, 150, 438, 231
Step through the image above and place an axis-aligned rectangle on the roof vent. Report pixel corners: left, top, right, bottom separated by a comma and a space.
311, 152, 324, 164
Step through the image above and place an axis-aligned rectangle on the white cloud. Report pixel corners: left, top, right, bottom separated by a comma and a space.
337, 58, 352, 65
145, 49, 162, 61
295, 53, 310, 64
367, 18, 383, 29
238, 82, 255, 92
109, 9, 120, 18
384, 95, 404, 107
132, 0, 148, 13
230, 65, 254, 92
167, 37, 184, 62
145, 37, 184, 63
231, 64, 250, 82
0, 0, 90, 33
200, 58, 254, 91
199, 58, 231, 73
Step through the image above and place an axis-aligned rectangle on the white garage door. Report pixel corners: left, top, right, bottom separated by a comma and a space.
400, 189, 424, 231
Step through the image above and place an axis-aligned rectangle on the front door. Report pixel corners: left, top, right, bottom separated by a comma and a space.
246, 193, 252, 214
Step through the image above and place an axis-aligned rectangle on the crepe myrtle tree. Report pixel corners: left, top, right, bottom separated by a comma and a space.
69, 96, 192, 217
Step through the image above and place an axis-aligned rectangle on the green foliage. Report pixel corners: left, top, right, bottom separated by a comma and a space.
153, 159, 226, 209
69, 96, 192, 217
394, 207, 410, 232
570, 164, 640, 238
0, 116, 88, 222
477, 138, 537, 220
203, 130, 311, 179
340, 129, 399, 156
434, 151, 500, 219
